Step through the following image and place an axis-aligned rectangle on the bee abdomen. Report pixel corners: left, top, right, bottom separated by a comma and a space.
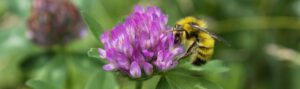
197, 46, 213, 59
192, 58, 207, 66
192, 46, 213, 66
193, 51, 209, 66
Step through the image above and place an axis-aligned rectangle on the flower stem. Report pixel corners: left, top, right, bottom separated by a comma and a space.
135, 80, 143, 89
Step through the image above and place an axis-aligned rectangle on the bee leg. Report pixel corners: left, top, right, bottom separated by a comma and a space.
178, 41, 197, 60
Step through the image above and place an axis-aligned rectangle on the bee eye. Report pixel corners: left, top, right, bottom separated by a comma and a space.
174, 24, 183, 30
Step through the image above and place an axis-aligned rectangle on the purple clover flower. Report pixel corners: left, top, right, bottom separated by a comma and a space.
27, 0, 86, 46
98, 6, 184, 78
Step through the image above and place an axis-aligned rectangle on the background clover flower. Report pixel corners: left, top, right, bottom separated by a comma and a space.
98, 6, 184, 78
27, 0, 86, 46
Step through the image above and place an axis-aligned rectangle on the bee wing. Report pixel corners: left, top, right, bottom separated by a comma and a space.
210, 33, 231, 46
191, 25, 231, 46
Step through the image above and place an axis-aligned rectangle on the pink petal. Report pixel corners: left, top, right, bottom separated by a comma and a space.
129, 61, 141, 78
103, 64, 116, 71
143, 62, 153, 75
98, 48, 106, 58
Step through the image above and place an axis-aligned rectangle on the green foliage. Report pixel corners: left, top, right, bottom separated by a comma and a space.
26, 80, 55, 89
156, 71, 222, 89
0, 23, 37, 88
87, 48, 100, 59
156, 77, 172, 89
25, 54, 114, 89
67, 56, 106, 89
189, 60, 229, 75
156, 60, 227, 89
82, 12, 103, 43
26, 56, 67, 89
87, 48, 108, 64
84, 69, 118, 89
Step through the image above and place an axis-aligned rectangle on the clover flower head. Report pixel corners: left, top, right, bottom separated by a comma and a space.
98, 5, 184, 78
27, 0, 86, 46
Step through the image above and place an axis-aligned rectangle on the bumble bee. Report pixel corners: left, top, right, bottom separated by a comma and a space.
172, 17, 228, 66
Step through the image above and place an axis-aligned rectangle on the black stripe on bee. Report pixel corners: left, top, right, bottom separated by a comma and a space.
197, 51, 208, 58
198, 46, 210, 50
187, 31, 198, 39
185, 31, 191, 39
192, 58, 207, 66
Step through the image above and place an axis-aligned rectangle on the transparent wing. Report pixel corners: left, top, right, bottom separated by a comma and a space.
191, 24, 231, 46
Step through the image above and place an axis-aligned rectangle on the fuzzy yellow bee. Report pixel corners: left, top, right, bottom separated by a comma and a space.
172, 17, 228, 66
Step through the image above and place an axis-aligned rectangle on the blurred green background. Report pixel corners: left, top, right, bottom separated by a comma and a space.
1, 0, 300, 89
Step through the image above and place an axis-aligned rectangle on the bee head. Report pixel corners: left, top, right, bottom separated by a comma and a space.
173, 31, 182, 46
174, 24, 183, 30
172, 24, 184, 45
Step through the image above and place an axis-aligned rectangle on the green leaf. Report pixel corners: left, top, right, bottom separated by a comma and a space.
87, 48, 107, 64
192, 60, 229, 74
66, 55, 104, 89
142, 75, 161, 89
81, 12, 103, 42
26, 56, 67, 89
179, 60, 229, 75
117, 75, 161, 89
156, 76, 173, 89
156, 71, 223, 89
155, 60, 228, 89
84, 70, 118, 89
0, 24, 38, 88
26, 80, 55, 89
87, 48, 100, 59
